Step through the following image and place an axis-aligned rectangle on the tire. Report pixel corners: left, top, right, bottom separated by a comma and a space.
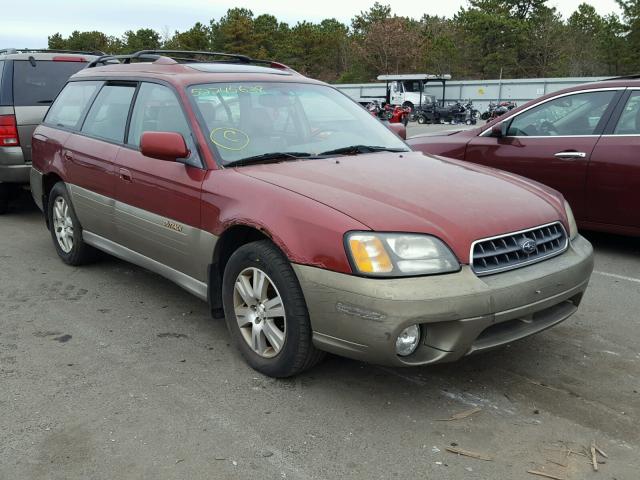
47, 182, 98, 266
222, 240, 324, 377
417, 116, 426, 124
0, 184, 10, 215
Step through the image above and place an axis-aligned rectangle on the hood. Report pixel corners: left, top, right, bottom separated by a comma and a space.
237, 152, 566, 263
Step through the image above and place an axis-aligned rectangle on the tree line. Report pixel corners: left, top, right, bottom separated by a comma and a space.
48, 0, 640, 83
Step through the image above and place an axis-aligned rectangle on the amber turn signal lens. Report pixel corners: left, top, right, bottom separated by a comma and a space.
348, 235, 393, 274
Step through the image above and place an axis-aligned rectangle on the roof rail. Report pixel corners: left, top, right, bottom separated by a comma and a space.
603, 74, 640, 81
0, 48, 104, 56
86, 49, 293, 71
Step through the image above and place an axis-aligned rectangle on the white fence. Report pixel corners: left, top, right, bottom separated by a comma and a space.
334, 76, 608, 111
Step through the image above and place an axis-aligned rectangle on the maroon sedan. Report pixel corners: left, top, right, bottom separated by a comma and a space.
408, 79, 640, 237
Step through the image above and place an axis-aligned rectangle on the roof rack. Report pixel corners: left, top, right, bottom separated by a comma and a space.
86, 49, 292, 71
0, 48, 104, 56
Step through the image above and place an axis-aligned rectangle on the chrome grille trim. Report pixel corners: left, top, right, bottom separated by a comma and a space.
470, 222, 569, 276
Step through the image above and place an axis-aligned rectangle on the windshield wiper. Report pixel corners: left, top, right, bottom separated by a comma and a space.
318, 145, 408, 156
225, 151, 311, 168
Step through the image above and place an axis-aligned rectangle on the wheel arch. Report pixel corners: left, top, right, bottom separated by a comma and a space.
42, 172, 65, 229
208, 224, 278, 317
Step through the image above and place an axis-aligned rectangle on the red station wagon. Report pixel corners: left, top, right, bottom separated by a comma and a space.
31, 50, 594, 377
408, 78, 640, 237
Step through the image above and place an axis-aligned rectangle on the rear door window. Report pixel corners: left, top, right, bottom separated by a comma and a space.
44, 81, 102, 129
613, 91, 640, 135
12, 60, 87, 107
81, 84, 136, 143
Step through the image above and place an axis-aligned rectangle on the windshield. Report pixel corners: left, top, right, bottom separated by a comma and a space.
188, 82, 408, 164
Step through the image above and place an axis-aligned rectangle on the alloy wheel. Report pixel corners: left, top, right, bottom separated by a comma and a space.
52, 196, 74, 253
233, 267, 286, 358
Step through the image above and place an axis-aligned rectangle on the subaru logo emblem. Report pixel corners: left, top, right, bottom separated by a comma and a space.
520, 238, 537, 255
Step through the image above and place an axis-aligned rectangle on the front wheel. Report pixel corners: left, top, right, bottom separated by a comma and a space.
222, 240, 324, 377
47, 182, 98, 265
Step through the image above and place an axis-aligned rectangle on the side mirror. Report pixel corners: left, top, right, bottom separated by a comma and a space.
388, 123, 407, 140
491, 122, 508, 138
140, 131, 190, 161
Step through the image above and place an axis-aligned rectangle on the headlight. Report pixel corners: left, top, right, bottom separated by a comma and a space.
563, 200, 578, 240
346, 232, 460, 277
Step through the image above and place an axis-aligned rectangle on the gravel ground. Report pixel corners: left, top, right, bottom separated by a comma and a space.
1, 181, 638, 479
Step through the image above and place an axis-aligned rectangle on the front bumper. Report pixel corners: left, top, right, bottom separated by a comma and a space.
293, 235, 594, 367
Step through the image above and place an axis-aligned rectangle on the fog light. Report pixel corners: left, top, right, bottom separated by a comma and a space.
395, 324, 421, 357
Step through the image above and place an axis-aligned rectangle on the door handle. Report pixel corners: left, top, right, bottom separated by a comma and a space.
119, 168, 132, 183
63, 151, 73, 161
554, 151, 586, 160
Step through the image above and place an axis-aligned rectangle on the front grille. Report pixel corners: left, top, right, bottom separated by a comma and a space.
471, 222, 568, 276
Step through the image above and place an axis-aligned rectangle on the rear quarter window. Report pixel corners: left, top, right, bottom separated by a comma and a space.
13, 60, 87, 107
44, 81, 102, 130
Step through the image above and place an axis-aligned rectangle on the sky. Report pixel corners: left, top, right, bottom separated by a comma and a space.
0, 0, 623, 49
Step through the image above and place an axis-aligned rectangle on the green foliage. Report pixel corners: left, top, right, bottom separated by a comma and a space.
47, 2, 638, 81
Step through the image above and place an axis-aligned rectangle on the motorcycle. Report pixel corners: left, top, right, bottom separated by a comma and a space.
382, 103, 411, 126
482, 101, 517, 122
418, 100, 478, 125
365, 100, 410, 126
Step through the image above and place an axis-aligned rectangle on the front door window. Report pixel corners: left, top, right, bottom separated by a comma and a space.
507, 91, 616, 137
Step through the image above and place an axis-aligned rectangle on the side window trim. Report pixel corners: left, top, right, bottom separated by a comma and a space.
123, 82, 142, 145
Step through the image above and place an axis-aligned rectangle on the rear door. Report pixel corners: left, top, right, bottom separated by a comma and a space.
465, 89, 622, 221
112, 81, 208, 282
12, 58, 88, 162
63, 82, 136, 238
585, 88, 640, 230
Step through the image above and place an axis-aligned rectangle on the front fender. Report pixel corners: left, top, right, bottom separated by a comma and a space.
201, 169, 368, 274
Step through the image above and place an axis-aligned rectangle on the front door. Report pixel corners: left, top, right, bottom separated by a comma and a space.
465, 89, 622, 222
112, 82, 210, 283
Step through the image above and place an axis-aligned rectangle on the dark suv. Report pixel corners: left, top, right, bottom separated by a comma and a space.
0, 49, 98, 213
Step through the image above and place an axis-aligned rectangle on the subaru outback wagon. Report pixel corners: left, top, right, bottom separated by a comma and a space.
0, 49, 98, 213
31, 50, 594, 377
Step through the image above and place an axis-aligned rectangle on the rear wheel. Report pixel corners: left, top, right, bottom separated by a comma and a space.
222, 240, 324, 377
47, 182, 98, 265
0, 184, 10, 215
